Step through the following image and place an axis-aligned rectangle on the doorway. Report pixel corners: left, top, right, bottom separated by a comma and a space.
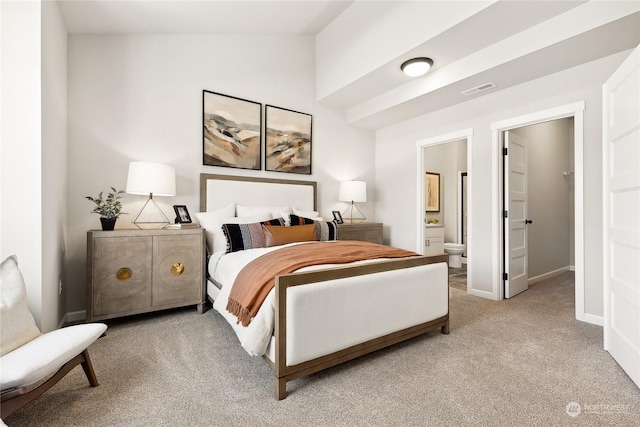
492, 102, 590, 323
416, 128, 472, 293
502, 118, 574, 298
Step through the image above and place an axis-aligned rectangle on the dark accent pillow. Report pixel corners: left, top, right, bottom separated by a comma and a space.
289, 214, 338, 241
289, 214, 315, 225
222, 218, 284, 253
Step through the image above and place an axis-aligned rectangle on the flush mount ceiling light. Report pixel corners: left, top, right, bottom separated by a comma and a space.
400, 57, 434, 77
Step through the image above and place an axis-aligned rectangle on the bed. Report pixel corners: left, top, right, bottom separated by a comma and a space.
198, 173, 449, 399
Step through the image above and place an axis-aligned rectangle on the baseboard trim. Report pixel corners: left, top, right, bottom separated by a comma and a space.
468, 288, 499, 301
528, 266, 571, 285
58, 314, 67, 329
579, 312, 604, 326
64, 310, 86, 325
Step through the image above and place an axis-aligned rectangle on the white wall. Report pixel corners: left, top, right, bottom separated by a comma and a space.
66, 34, 374, 314
0, 0, 44, 328
0, 1, 67, 332
41, 0, 68, 331
375, 51, 630, 318
511, 119, 572, 280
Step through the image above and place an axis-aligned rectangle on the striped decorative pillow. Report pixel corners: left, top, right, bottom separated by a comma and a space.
222, 218, 284, 253
289, 214, 339, 241
315, 220, 339, 241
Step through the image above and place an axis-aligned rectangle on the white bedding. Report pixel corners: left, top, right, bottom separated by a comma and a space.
209, 242, 314, 356
208, 242, 413, 357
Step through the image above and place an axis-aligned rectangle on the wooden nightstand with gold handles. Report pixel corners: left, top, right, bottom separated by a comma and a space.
86, 228, 206, 321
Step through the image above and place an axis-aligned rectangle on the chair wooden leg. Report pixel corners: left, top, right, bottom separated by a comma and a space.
80, 349, 99, 387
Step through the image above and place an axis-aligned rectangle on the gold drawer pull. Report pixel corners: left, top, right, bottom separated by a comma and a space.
171, 263, 185, 276
116, 267, 133, 281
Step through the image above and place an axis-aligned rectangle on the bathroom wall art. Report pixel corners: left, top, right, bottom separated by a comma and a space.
425, 172, 440, 212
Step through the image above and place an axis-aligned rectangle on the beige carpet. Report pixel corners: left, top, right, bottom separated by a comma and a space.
4, 272, 639, 426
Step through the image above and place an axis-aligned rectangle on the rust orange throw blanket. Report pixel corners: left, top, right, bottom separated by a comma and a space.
226, 241, 419, 326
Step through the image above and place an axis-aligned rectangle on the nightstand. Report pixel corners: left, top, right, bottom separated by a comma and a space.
337, 222, 383, 244
86, 228, 206, 321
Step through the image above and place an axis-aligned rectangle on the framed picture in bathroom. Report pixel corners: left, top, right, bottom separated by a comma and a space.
425, 172, 440, 212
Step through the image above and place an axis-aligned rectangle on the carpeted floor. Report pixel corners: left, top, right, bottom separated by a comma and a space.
4, 272, 639, 426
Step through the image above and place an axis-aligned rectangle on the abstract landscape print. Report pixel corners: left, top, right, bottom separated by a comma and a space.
265, 105, 312, 174
203, 91, 261, 170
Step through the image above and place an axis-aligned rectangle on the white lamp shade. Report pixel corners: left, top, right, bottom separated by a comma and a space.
339, 180, 367, 203
126, 162, 176, 196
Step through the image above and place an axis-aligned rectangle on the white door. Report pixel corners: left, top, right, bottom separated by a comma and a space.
504, 131, 530, 298
603, 45, 640, 388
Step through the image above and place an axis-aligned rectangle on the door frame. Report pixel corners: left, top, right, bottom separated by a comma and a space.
416, 128, 474, 294
490, 101, 596, 324
458, 171, 468, 254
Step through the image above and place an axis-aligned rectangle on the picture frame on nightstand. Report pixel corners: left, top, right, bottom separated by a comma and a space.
173, 205, 192, 224
332, 210, 344, 224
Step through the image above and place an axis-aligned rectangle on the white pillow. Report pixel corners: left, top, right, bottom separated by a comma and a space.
292, 207, 319, 218
205, 203, 235, 218
1, 255, 41, 356
280, 211, 291, 226
236, 205, 290, 219
197, 213, 272, 253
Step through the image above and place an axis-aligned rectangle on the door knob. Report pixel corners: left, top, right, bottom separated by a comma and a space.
525, 219, 533, 224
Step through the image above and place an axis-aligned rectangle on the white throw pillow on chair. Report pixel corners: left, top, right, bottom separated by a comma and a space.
0, 255, 42, 356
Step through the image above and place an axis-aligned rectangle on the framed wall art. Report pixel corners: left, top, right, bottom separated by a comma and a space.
425, 172, 440, 212
203, 90, 261, 170
265, 105, 312, 175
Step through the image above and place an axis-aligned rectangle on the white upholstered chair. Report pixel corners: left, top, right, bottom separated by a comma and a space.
0, 255, 107, 419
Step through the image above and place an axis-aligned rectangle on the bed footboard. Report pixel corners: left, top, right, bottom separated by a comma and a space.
270, 254, 449, 400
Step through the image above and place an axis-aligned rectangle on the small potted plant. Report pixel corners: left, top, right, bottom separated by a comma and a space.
86, 187, 126, 230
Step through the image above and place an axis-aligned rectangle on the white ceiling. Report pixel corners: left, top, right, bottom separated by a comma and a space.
57, 0, 640, 130
58, 0, 353, 35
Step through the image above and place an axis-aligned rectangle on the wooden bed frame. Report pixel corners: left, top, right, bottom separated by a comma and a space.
270, 255, 449, 399
200, 173, 449, 400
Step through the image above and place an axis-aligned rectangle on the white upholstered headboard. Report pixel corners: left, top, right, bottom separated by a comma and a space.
199, 174, 317, 212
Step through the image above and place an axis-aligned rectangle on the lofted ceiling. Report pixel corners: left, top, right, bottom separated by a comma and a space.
57, 0, 354, 35
57, 0, 640, 130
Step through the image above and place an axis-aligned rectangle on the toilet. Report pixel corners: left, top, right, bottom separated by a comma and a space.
443, 243, 465, 268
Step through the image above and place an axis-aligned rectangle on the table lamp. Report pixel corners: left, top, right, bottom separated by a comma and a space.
126, 161, 176, 229
339, 180, 367, 223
